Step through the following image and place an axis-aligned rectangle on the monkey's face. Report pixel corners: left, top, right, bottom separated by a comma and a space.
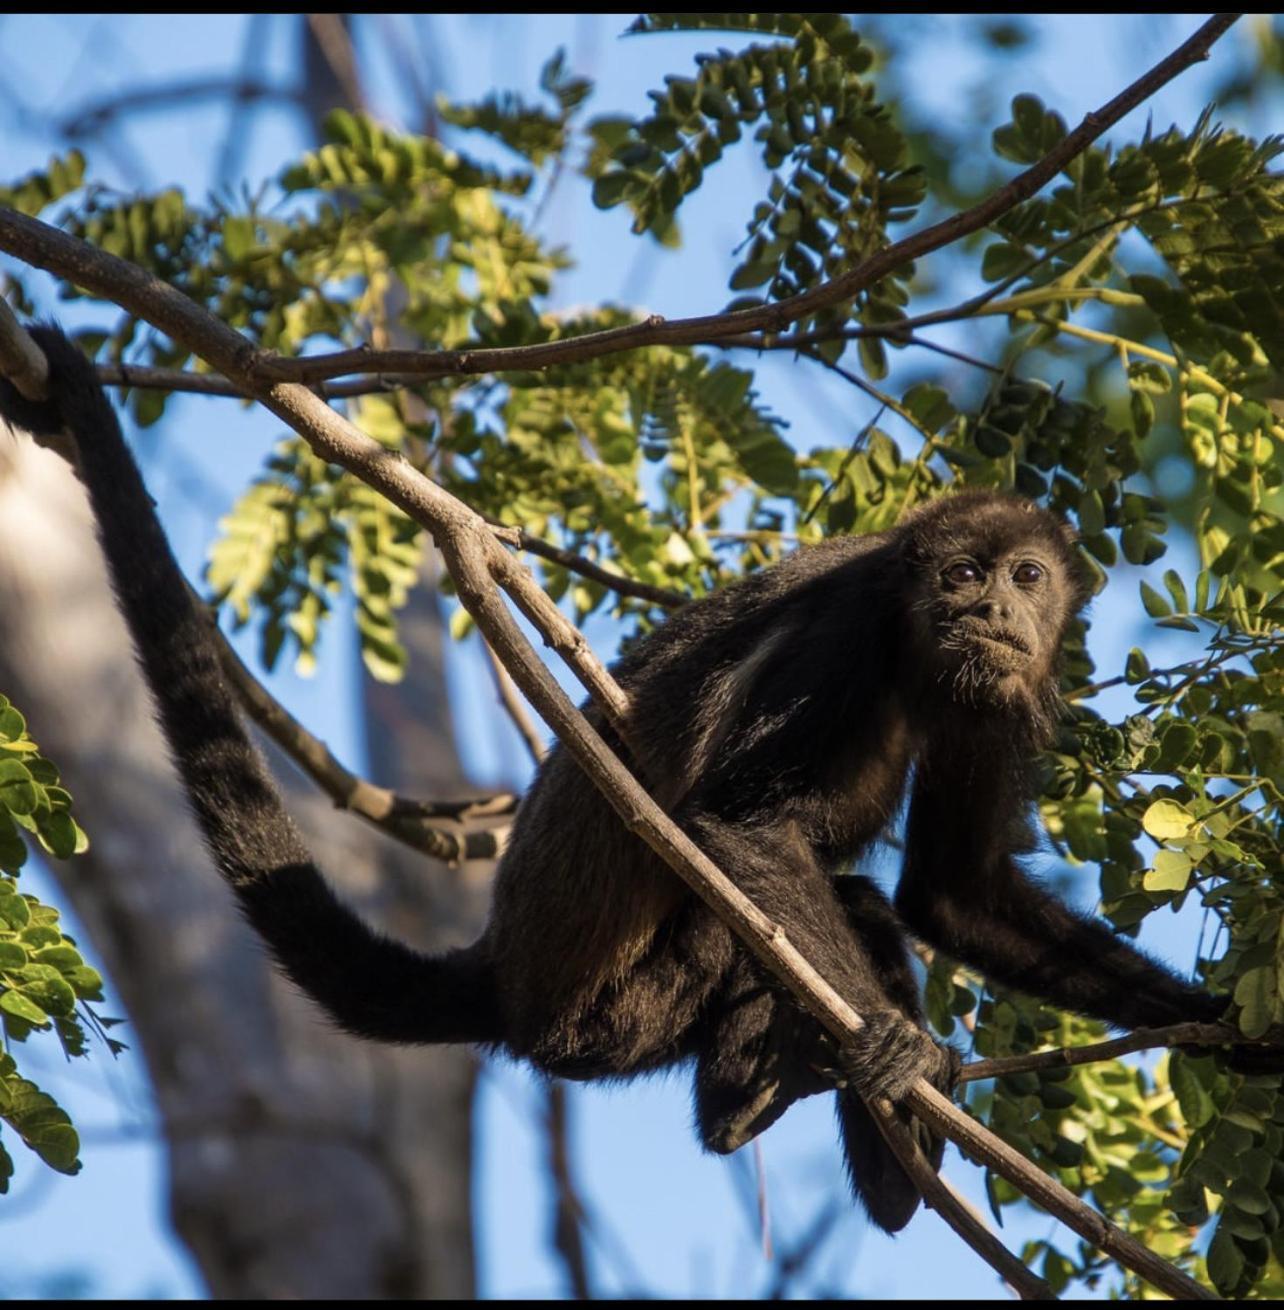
902, 498, 1081, 721
928, 549, 1061, 698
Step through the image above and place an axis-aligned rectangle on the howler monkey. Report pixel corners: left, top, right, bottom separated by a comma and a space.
0, 327, 1255, 1233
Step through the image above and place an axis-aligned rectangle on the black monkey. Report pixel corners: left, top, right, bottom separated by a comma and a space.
0, 327, 1255, 1233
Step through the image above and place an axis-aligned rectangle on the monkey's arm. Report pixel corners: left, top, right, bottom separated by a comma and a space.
0, 327, 499, 1045
894, 763, 1224, 1032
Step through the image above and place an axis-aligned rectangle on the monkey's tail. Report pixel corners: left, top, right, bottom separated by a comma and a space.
17, 325, 503, 1047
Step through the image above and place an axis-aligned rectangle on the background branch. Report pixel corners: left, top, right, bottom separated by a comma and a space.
190, 580, 516, 860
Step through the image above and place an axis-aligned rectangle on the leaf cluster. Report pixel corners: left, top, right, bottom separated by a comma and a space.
0, 695, 104, 1191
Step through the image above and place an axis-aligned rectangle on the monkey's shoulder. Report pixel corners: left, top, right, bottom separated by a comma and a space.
614, 531, 898, 686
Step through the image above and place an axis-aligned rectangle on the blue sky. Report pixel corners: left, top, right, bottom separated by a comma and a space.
0, 13, 1274, 1300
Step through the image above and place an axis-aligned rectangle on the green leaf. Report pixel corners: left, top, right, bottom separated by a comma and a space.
1227, 1179, 1273, 1217
1234, 966, 1277, 1040
35, 811, 78, 860
18, 974, 76, 1019
1154, 722, 1198, 772
1162, 569, 1189, 612
1143, 849, 1193, 893
1207, 1226, 1244, 1295
221, 214, 255, 261
981, 241, 1027, 282
22, 1120, 79, 1174
1142, 799, 1196, 841
0, 760, 38, 817
0, 989, 49, 1027
1170, 1055, 1215, 1128
1139, 581, 1172, 618
1124, 648, 1149, 683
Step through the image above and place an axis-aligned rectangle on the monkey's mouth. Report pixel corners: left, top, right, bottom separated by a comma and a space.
950, 620, 1032, 659
974, 629, 1031, 656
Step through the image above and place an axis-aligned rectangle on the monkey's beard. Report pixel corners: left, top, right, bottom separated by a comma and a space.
935, 632, 1060, 747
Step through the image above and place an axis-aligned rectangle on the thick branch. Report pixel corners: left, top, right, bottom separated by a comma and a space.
0, 23, 1241, 1293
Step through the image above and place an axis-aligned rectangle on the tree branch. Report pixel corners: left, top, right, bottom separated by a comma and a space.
0, 21, 1242, 1294
960, 1021, 1258, 1084
91, 359, 412, 400
201, 589, 515, 863
487, 522, 686, 610
0, 296, 48, 400
870, 1099, 1055, 1300
196, 13, 1235, 388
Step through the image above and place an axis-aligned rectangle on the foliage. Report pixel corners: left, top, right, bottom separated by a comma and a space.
0, 693, 104, 1191
590, 13, 924, 355
4, 13, 1284, 1296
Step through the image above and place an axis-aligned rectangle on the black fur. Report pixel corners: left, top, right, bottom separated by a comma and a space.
0, 327, 1244, 1234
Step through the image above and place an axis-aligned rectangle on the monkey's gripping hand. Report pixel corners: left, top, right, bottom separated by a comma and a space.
834, 1010, 960, 1104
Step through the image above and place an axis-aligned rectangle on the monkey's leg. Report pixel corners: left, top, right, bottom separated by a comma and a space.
528, 901, 720, 1081
685, 819, 955, 1233
694, 874, 940, 1153
693, 948, 831, 1154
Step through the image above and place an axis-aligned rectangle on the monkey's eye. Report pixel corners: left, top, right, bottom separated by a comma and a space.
1012, 562, 1044, 585
944, 561, 981, 585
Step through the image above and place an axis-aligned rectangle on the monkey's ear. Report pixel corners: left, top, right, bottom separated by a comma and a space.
1057, 517, 1080, 547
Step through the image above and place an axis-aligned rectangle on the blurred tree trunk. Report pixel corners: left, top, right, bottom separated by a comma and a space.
0, 16, 493, 1296
0, 393, 485, 1297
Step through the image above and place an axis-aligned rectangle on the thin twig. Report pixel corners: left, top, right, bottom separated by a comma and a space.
871, 1100, 1055, 1301
205, 593, 515, 862
492, 522, 685, 610
92, 359, 416, 399
483, 638, 548, 764
545, 1081, 592, 1300
960, 1021, 1259, 1084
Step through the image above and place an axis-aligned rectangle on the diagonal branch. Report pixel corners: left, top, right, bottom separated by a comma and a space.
205, 599, 516, 863
0, 21, 1244, 1295
870, 1101, 1055, 1301
0, 244, 1213, 1305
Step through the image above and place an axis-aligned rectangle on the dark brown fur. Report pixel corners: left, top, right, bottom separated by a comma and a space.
1, 328, 1245, 1234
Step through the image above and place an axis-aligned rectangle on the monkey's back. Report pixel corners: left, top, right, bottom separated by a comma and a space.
482, 530, 903, 1067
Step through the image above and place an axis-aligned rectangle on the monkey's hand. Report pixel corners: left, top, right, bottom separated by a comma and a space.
832, 1011, 960, 1105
